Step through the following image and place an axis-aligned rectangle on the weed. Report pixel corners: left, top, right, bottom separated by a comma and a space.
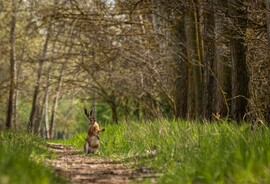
65, 120, 270, 183
0, 130, 67, 184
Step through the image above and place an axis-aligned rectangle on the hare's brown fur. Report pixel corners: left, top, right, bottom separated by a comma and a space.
84, 108, 105, 154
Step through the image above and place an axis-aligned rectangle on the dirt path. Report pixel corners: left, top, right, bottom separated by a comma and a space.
45, 143, 159, 184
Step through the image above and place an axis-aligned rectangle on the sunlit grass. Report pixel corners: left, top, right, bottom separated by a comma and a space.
65, 120, 270, 183
0, 131, 67, 184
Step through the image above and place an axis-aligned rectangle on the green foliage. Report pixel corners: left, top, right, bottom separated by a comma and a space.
63, 132, 85, 150
66, 120, 270, 183
56, 99, 112, 135
17, 98, 32, 130
0, 131, 67, 184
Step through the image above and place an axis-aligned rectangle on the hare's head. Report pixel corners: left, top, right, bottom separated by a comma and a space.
84, 108, 96, 125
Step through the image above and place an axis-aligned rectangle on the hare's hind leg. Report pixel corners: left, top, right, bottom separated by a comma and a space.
84, 141, 90, 155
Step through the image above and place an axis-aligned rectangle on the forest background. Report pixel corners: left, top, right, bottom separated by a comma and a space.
0, 0, 269, 138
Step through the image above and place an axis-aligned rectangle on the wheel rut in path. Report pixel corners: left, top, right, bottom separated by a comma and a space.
46, 143, 159, 184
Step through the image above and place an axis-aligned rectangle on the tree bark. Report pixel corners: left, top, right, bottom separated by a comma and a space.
203, 0, 216, 121
109, 98, 118, 124
185, 2, 203, 119
28, 24, 51, 132
44, 83, 50, 139
6, 0, 17, 129
214, 0, 231, 118
228, 0, 249, 122
266, 0, 270, 48
174, 15, 188, 119
49, 64, 64, 139
42, 63, 53, 139
33, 100, 44, 135
265, 0, 270, 123
133, 100, 140, 120
44, 87, 50, 139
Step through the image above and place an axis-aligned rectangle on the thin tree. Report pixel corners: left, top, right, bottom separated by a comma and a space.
203, 0, 216, 121
185, 1, 203, 119
265, 0, 270, 123
28, 23, 51, 132
214, 0, 231, 118
49, 63, 64, 138
6, 0, 17, 129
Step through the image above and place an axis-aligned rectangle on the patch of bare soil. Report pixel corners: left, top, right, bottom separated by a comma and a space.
45, 143, 160, 184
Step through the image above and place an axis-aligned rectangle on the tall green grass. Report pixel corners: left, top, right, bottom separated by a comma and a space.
65, 120, 270, 183
0, 131, 67, 184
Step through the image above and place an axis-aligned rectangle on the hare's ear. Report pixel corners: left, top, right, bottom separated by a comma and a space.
84, 108, 89, 118
89, 109, 94, 118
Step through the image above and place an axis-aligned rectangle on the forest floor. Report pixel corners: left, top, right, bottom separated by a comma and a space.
45, 143, 160, 184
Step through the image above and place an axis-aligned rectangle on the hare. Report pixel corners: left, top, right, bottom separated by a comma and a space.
84, 108, 105, 154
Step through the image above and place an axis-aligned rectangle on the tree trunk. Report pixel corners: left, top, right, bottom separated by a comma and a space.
49, 64, 64, 139
228, 0, 249, 122
33, 100, 45, 135
110, 99, 118, 124
214, 0, 231, 118
28, 24, 51, 132
185, 2, 203, 119
265, 0, 270, 123
44, 86, 50, 139
6, 0, 17, 129
174, 15, 188, 119
203, 0, 216, 121
133, 100, 140, 120
266, 0, 270, 47
193, 1, 203, 119
43, 64, 53, 139
124, 97, 129, 123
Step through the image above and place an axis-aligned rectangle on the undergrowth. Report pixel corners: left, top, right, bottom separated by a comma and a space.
65, 120, 270, 183
0, 130, 67, 184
